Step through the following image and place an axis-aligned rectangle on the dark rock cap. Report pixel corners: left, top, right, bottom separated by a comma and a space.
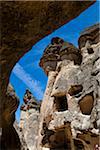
78, 23, 100, 49
20, 89, 41, 111
39, 37, 82, 75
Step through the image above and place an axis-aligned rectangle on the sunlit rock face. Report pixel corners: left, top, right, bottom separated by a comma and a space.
39, 24, 100, 150
39, 37, 82, 75
0, 2, 95, 149
19, 89, 41, 150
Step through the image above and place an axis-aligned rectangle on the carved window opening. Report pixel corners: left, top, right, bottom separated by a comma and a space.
54, 95, 68, 112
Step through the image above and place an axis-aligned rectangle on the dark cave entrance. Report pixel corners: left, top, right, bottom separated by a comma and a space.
54, 95, 68, 112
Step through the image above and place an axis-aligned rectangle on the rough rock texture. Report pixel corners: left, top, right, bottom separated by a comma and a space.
0, 1, 95, 125
78, 23, 100, 49
14, 120, 28, 150
39, 37, 82, 75
1, 1, 95, 96
0, 1, 96, 149
0, 84, 21, 150
18, 89, 41, 150
39, 24, 100, 150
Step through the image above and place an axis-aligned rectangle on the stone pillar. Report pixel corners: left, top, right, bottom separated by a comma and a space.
19, 89, 40, 150
39, 24, 100, 149
39, 37, 82, 149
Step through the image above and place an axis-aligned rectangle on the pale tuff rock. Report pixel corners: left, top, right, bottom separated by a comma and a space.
39, 24, 100, 150
19, 90, 41, 150
51, 60, 81, 97
1, 2, 96, 149
14, 120, 28, 150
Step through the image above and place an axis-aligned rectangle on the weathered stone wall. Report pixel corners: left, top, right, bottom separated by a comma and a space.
39, 24, 100, 150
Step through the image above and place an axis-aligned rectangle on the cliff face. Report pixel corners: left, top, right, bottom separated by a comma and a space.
0, 1, 96, 149
19, 90, 41, 150
39, 24, 100, 150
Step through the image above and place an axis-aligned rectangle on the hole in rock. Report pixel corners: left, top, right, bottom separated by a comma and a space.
87, 47, 94, 54
42, 128, 70, 149
54, 95, 68, 112
79, 92, 94, 115
74, 139, 85, 150
49, 130, 68, 149
86, 141, 91, 144
68, 85, 83, 96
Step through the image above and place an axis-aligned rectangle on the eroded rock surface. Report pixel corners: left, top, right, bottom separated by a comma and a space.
19, 89, 41, 150
78, 23, 100, 49
1, 1, 94, 100
39, 24, 100, 150
0, 1, 95, 127
1, 84, 21, 150
0, 1, 96, 149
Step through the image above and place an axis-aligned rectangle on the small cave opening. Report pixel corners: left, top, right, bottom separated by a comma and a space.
54, 95, 68, 112
79, 92, 94, 115
87, 47, 94, 54
49, 130, 69, 150
68, 84, 83, 96
74, 138, 85, 150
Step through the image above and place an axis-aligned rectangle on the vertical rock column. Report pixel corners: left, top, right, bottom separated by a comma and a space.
38, 38, 64, 149
38, 37, 82, 150
39, 24, 100, 150
19, 90, 41, 150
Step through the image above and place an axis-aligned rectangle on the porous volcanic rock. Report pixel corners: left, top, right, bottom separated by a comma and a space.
39, 24, 100, 150
19, 89, 41, 150
1, 0, 95, 103
39, 37, 82, 75
0, 1, 96, 149
78, 23, 100, 49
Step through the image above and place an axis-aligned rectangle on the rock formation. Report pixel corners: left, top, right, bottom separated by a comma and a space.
0, 1, 96, 149
39, 24, 100, 150
1, 84, 21, 150
1, 1, 94, 99
19, 89, 41, 150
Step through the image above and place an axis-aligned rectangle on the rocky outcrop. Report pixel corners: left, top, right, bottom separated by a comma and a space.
18, 89, 41, 150
1, 84, 21, 150
14, 120, 28, 150
39, 37, 82, 75
39, 24, 100, 150
78, 23, 100, 49
1, 1, 94, 99
0, 2, 96, 149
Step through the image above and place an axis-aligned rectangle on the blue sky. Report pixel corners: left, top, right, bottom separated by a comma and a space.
10, 1, 99, 121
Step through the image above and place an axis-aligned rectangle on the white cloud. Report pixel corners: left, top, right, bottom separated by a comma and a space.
24, 60, 39, 69
12, 63, 44, 99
